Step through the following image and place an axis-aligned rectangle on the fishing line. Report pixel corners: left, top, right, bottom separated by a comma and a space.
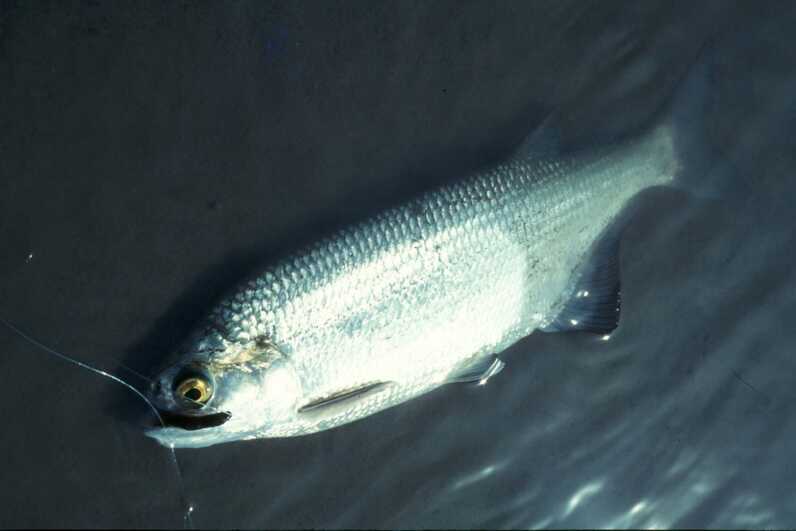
0, 317, 196, 529
117, 363, 155, 385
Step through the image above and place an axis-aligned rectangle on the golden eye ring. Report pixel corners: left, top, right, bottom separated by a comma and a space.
175, 377, 213, 405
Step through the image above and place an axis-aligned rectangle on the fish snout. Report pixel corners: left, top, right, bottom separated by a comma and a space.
147, 373, 179, 412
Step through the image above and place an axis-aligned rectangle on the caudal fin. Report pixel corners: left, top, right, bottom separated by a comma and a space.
657, 42, 724, 199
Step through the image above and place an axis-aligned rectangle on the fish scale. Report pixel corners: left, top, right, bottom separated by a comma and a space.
147, 116, 680, 447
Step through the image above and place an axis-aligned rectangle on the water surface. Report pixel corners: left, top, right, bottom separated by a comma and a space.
1, 1, 794, 528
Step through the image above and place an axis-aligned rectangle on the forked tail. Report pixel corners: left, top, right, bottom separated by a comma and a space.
654, 42, 720, 198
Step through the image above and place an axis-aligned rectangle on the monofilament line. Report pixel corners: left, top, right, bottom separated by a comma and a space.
0, 317, 195, 529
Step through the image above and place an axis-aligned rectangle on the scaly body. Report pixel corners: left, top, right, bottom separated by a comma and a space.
147, 120, 677, 448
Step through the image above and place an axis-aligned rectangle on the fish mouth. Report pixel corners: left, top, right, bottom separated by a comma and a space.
155, 410, 232, 431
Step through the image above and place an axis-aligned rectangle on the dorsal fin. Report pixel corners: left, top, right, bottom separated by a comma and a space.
511, 113, 563, 161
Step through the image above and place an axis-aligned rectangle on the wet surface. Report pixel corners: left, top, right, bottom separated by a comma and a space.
2, 1, 796, 528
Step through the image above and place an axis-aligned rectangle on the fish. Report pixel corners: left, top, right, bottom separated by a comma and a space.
146, 61, 707, 449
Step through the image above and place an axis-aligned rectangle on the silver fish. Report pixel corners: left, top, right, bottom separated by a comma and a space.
146, 70, 702, 448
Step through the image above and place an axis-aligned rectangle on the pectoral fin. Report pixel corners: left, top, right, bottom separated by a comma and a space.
298, 381, 393, 420
446, 355, 505, 386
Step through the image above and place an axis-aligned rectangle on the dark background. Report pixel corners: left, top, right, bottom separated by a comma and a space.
2, 1, 795, 528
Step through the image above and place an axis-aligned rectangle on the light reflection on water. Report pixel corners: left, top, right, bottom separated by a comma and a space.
357, 105, 796, 528
564, 481, 604, 518
3, 2, 796, 529
451, 463, 503, 492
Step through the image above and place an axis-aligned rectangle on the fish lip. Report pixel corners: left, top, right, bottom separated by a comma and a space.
154, 409, 232, 431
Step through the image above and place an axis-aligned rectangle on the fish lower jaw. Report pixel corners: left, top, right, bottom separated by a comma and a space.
145, 425, 248, 449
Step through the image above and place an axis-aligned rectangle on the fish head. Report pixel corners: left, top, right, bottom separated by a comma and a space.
145, 332, 304, 448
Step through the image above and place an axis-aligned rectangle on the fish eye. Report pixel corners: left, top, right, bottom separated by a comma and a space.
174, 376, 213, 405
